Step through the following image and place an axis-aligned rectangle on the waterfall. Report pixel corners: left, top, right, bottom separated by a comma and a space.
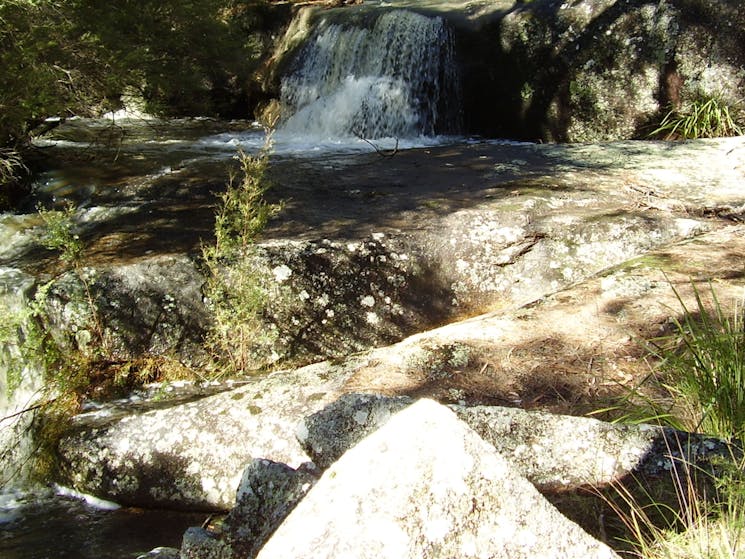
278, 9, 462, 140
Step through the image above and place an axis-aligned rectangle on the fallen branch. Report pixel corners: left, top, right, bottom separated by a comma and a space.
353, 130, 399, 158
0, 398, 57, 423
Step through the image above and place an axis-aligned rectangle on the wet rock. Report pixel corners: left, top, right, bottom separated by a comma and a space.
0, 266, 45, 487
298, 394, 738, 491
256, 399, 619, 559
56, 359, 356, 510
136, 547, 181, 559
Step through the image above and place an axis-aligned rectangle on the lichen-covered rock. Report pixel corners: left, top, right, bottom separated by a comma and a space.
256, 399, 619, 559
298, 394, 737, 490
253, 236, 452, 363
181, 527, 230, 559
44, 254, 210, 366
222, 459, 318, 559
453, 405, 737, 490
56, 359, 357, 510
296, 393, 413, 469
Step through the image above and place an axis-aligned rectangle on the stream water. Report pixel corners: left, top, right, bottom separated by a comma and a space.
0, 487, 206, 559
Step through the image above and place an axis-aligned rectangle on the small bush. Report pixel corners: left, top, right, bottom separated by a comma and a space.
654, 282, 745, 444
202, 140, 282, 373
595, 281, 745, 558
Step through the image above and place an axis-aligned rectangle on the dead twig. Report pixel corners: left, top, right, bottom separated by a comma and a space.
353, 129, 399, 158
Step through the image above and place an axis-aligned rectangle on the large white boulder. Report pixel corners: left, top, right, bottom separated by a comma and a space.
256, 399, 619, 559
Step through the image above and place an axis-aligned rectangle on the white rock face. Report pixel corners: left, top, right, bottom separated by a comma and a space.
256, 399, 619, 559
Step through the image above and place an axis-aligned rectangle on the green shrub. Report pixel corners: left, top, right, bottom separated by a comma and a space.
594, 281, 745, 558
202, 141, 282, 373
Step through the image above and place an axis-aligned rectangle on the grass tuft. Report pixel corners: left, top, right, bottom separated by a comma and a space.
651, 282, 745, 444
651, 95, 743, 140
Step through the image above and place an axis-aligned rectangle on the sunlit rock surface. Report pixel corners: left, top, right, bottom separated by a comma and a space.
57, 360, 356, 510
256, 399, 620, 559
299, 393, 737, 489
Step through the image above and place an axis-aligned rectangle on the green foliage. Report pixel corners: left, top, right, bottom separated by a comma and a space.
0, 0, 278, 197
653, 283, 745, 444
0, 204, 107, 401
72, 0, 273, 117
600, 281, 745, 445
651, 95, 743, 140
37, 204, 84, 265
0, 278, 86, 402
212, 145, 280, 257
0, 0, 121, 144
202, 143, 282, 373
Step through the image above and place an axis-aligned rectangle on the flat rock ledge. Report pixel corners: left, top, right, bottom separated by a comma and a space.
184, 399, 627, 559
63, 389, 738, 559
57, 359, 361, 510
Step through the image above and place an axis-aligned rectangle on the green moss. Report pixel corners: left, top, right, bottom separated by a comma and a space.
604, 254, 679, 275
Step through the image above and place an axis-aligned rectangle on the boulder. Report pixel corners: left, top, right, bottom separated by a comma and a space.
56, 359, 356, 510
222, 459, 318, 559
273, 0, 745, 142
182, 459, 319, 559
255, 399, 619, 559
181, 527, 231, 559
298, 394, 737, 490
251, 236, 452, 363
43, 254, 211, 366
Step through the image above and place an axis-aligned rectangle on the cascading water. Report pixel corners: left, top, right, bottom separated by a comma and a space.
278, 9, 462, 140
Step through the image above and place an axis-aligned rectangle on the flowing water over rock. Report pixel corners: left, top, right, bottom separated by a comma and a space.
279, 9, 462, 139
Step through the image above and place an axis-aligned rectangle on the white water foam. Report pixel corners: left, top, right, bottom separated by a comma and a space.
279, 9, 462, 141
53, 485, 121, 511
